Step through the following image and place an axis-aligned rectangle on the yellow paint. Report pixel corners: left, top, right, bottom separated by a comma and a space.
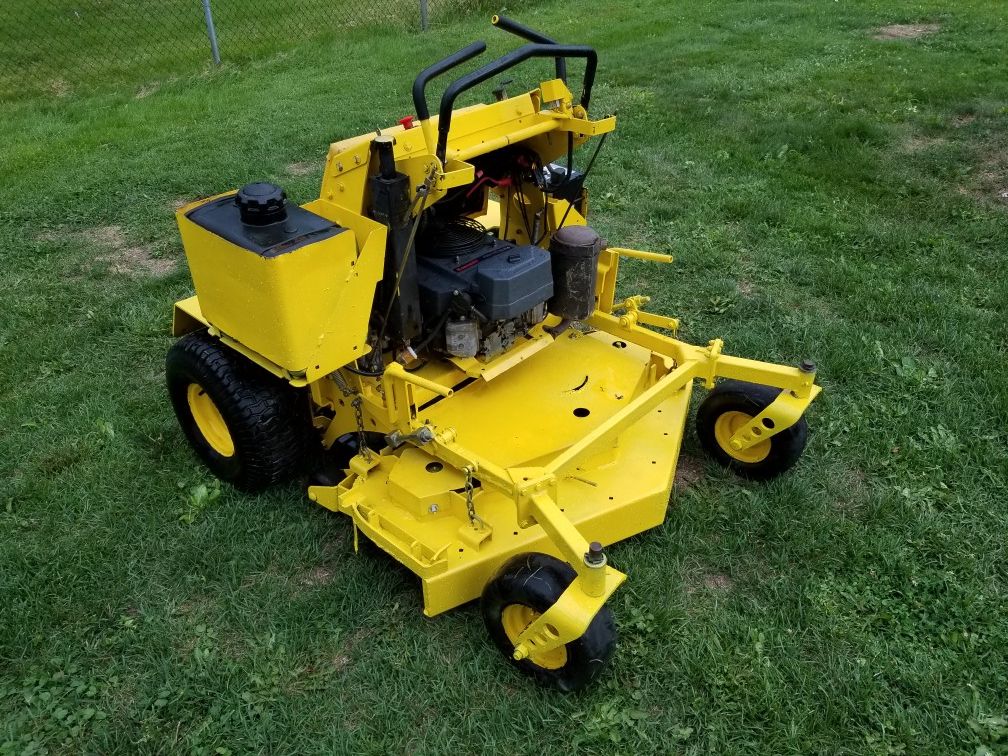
715, 410, 771, 463
173, 43, 822, 658
187, 383, 234, 457
502, 604, 568, 669
175, 197, 386, 384
725, 378, 819, 451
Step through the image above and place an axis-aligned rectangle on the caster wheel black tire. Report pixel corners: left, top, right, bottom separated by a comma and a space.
696, 379, 808, 481
309, 432, 386, 487
481, 552, 616, 692
166, 331, 315, 491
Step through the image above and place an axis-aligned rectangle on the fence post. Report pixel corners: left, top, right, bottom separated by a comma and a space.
202, 0, 221, 65
419, 0, 429, 31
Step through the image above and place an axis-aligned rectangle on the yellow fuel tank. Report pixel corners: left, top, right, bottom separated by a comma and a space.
176, 189, 385, 380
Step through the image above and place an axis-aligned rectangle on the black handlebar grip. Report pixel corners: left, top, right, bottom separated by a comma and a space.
491, 14, 567, 81
435, 43, 598, 163
413, 40, 487, 121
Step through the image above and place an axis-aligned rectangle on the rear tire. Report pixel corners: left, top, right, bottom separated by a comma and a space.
696, 379, 808, 481
481, 553, 616, 692
166, 331, 314, 491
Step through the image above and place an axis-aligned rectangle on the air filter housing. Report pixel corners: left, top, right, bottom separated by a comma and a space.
548, 225, 603, 320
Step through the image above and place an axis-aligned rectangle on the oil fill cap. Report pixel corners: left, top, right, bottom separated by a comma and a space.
236, 182, 287, 225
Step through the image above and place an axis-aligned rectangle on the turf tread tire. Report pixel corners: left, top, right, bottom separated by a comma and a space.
481, 552, 616, 692
695, 379, 808, 481
166, 331, 314, 491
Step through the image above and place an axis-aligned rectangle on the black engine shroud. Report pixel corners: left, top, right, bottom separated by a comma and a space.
416, 236, 553, 357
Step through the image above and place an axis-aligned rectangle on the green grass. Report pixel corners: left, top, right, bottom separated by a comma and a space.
2, 1, 1007, 752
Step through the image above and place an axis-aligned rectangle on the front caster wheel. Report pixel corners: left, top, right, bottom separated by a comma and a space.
696, 379, 809, 481
481, 553, 616, 692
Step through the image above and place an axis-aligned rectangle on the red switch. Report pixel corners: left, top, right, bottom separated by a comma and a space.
398, 115, 415, 130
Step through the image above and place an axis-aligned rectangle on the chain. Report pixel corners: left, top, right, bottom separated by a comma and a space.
332, 370, 373, 462
463, 466, 480, 527
351, 395, 373, 462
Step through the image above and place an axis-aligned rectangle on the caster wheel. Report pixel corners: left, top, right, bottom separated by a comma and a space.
481, 553, 616, 692
696, 379, 809, 481
166, 331, 315, 491
309, 432, 386, 487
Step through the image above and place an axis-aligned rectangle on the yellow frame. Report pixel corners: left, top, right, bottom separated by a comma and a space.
173, 68, 821, 661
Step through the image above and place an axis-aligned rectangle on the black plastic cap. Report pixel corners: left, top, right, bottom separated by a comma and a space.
550, 225, 603, 258
236, 182, 287, 225
586, 541, 605, 565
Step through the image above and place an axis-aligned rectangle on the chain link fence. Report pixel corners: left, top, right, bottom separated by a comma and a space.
1, 0, 504, 95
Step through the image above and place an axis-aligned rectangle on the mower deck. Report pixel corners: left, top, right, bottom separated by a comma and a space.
315, 328, 690, 616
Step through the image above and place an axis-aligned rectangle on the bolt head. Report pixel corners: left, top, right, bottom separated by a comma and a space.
799, 359, 816, 373
585, 541, 605, 566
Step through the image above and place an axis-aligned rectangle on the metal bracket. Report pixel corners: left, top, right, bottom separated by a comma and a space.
727, 385, 813, 452
386, 425, 435, 449
704, 338, 724, 389
512, 564, 625, 660
612, 295, 680, 333
508, 468, 558, 527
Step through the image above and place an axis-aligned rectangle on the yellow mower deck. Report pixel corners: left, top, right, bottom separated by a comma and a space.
310, 328, 689, 616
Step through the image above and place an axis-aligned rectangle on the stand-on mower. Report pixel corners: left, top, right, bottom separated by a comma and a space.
167, 16, 821, 691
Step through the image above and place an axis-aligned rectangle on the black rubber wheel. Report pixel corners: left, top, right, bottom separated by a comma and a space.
481, 553, 616, 692
696, 379, 808, 481
166, 331, 314, 491
309, 432, 386, 487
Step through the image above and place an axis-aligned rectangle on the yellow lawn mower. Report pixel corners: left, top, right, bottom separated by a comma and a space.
166, 16, 821, 691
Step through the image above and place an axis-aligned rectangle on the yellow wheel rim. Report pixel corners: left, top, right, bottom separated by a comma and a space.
186, 383, 235, 457
501, 604, 568, 670
713, 410, 771, 464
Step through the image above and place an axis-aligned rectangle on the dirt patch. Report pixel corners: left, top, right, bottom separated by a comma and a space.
832, 465, 869, 513
674, 454, 704, 491
87, 225, 174, 278
167, 196, 192, 211
286, 161, 319, 176
980, 167, 1008, 204
330, 654, 351, 671
959, 148, 1008, 206
736, 279, 756, 298
685, 571, 734, 595
48, 78, 71, 98
952, 114, 976, 128
872, 23, 939, 41
37, 224, 176, 278
904, 135, 946, 152
703, 573, 733, 591
135, 81, 161, 99
100, 243, 176, 278
298, 565, 335, 587
83, 225, 129, 248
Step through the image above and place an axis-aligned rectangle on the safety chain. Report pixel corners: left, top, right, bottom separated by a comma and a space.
351, 395, 373, 462
332, 371, 373, 463
463, 466, 482, 528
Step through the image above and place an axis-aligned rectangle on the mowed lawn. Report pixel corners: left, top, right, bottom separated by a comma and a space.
1, 0, 1006, 752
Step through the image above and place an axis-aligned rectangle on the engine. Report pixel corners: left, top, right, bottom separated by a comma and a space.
415, 219, 553, 358
365, 137, 603, 365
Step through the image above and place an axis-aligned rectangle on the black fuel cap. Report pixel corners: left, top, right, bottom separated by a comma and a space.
235, 182, 287, 225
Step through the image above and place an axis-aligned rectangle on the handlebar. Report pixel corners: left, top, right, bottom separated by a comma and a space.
434, 43, 597, 163
491, 14, 567, 82
412, 40, 487, 121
